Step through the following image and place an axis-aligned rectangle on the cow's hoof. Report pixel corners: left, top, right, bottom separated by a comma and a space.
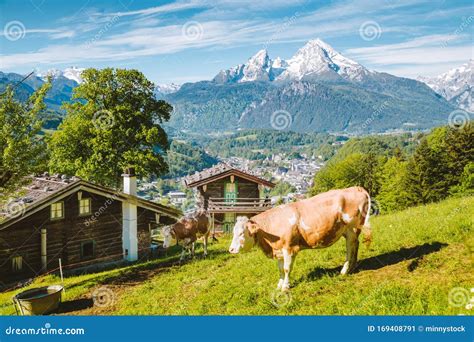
341, 263, 357, 275
340, 262, 350, 275
276, 279, 284, 290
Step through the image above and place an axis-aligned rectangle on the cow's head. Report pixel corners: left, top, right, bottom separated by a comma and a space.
161, 225, 174, 249
229, 216, 259, 254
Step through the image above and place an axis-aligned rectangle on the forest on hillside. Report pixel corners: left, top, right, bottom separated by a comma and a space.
311, 124, 473, 213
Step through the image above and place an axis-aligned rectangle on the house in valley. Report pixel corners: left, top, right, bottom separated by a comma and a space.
184, 164, 275, 232
0, 168, 181, 284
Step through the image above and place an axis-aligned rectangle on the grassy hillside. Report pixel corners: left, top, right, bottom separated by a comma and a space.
1, 196, 472, 315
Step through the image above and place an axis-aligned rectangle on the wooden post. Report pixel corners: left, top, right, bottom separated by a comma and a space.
40, 228, 47, 272
59, 258, 66, 294
211, 213, 217, 242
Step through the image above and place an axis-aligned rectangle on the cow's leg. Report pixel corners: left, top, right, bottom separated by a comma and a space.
179, 246, 187, 262
191, 242, 195, 259
180, 239, 191, 262
282, 249, 295, 291
203, 231, 209, 258
341, 228, 359, 275
276, 258, 284, 290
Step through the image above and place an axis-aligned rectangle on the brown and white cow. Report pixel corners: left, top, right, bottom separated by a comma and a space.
229, 187, 372, 291
162, 210, 210, 261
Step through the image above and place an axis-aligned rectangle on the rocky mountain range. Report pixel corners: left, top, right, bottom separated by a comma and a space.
35, 66, 85, 84
0, 70, 77, 111
418, 60, 473, 112
1, 39, 470, 134
212, 39, 373, 84
166, 39, 457, 133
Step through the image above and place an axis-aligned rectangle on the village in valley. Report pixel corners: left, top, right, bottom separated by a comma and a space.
137, 151, 328, 212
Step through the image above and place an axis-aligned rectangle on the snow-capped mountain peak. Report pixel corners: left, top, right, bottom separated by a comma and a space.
213, 38, 371, 84
248, 49, 269, 65
213, 49, 276, 83
272, 57, 288, 69
276, 38, 369, 82
240, 49, 273, 82
62, 67, 85, 83
155, 83, 181, 94
36, 66, 84, 84
418, 60, 473, 112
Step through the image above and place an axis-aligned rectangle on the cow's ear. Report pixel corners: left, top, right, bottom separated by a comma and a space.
246, 220, 259, 235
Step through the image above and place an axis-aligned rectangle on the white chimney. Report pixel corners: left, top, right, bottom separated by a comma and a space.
122, 167, 137, 196
122, 167, 138, 261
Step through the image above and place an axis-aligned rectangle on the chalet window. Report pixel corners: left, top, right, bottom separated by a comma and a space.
50, 202, 64, 220
81, 241, 95, 259
11, 255, 23, 272
79, 198, 91, 215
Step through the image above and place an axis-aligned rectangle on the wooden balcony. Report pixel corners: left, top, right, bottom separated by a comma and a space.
207, 197, 272, 213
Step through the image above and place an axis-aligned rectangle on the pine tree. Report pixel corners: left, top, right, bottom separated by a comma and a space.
445, 123, 474, 189
405, 138, 450, 204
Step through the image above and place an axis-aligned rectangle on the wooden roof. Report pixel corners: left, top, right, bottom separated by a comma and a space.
0, 173, 182, 229
184, 163, 275, 188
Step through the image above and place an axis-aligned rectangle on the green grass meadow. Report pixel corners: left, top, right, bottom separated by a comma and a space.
1, 196, 473, 315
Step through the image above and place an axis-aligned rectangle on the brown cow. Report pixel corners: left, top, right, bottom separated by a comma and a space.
162, 210, 210, 261
229, 187, 372, 291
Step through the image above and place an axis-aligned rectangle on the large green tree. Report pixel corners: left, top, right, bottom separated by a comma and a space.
48, 68, 172, 187
0, 82, 50, 198
377, 156, 411, 212
311, 152, 383, 196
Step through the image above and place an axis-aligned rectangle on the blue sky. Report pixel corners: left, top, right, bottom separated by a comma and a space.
0, 0, 472, 84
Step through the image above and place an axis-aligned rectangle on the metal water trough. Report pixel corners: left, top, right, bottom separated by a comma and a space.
12, 285, 63, 315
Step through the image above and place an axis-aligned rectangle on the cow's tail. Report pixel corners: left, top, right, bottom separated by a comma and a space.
361, 192, 372, 248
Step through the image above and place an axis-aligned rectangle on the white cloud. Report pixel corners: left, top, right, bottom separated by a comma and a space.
346, 34, 473, 76
0, 0, 471, 81
49, 30, 76, 39
109, 1, 203, 17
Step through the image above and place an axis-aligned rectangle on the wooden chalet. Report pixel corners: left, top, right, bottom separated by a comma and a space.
184, 164, 275, 232
0, 168, 181, 285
